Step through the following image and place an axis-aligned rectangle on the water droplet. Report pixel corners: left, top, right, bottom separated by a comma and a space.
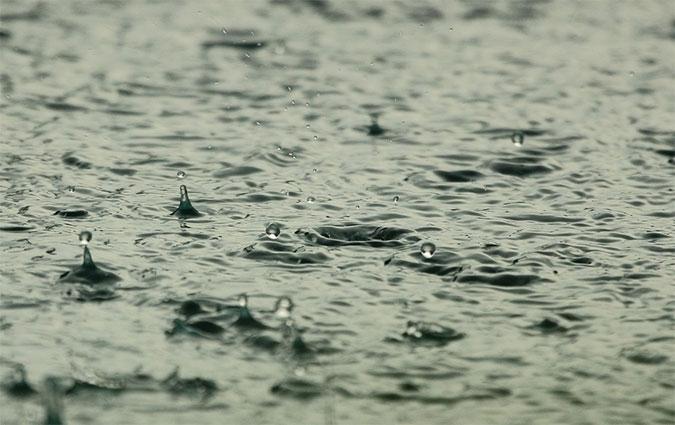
511, 132, 524, 147
306, 196, 315, 203
393, 195, 400, 203
420, 242, 436, 259
238, 293, 248, 308
313, 135, 318, 141
287, 86, 292, 92
265, 223, 281, 240
67, 186, 75, 193
222, 28, 228, 34
305, 123, 310, 129
312, 168, 318, 173
176, 171, 186, 179
274, 296, 294, 319
79, 231, 92, 246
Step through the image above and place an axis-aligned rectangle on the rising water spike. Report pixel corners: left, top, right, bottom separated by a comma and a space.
171, 185, 201, 218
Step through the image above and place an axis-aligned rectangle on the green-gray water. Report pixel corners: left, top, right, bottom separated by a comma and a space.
1, 1, 674, 424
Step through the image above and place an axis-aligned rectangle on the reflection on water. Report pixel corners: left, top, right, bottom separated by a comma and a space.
1, 0, 674, 424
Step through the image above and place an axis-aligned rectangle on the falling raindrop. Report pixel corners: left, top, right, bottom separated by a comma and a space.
393, 195, 400, 204
274, 296, 294, 319
511, 132, 524, 147
306, 196, 315, 203
238, 293, 248, 308
78, 231, 92, 246
420, 242, 436, 259
266, 223, 281, 240
176, 171, 186, 179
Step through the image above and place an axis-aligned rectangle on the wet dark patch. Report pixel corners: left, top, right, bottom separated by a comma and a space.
62, 154, 92, 169
489, 159, 553, 177
434, 170, 483, 183
0, 225, 34, 232
53, 210, 89, 219
271, 378, 323, 399
213, 166, 262, 178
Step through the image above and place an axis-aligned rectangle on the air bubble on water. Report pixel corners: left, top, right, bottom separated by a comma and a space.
306, 196, 315, 203
79, 231, 92, 246
238, 293, 248, 308
420, 242, 436, 259
511, 131, 524, 147
274, 296, 294, 319
266, 223, 281, 240
176, 171, 186, 179
393, 195, 400, 204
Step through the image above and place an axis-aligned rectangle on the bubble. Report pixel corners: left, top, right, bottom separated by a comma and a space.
511, 132, 524, 147
176, 171, 186, 179
238, 293, 248, 308
265, 223, 281, 240
420, 242, 436, 259
393, 195, 399, 203
306, 196, 315, 203
274, 296, 294, 319
78, 231, 92, 246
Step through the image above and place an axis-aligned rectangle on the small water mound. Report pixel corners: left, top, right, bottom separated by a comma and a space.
298, 224, 417, 248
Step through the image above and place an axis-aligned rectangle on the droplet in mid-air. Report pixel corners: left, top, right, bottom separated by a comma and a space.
265, 223, 281, 240
78, 231, 92, 246
176, 171, 186, 179
274, 296, 294, 319
511, 131, 524, 147
306, 196, 315, 203
420, 242, 436, 259
238, 293, 248, 308
393, 195, 400, 204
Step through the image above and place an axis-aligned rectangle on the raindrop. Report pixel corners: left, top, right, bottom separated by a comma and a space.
67, 186, 75, 193
222, 28, 228, 34
420, 242, 436, 259
511, 132, 524, 147
78, 231, 92, 246
312, 168, 318, 173
305, 123, 310, 129
266, 223, 281, 240
393, 195, 400, 203
176, 170, 186, 179
291, 100, 296, 105
313, 135, 318, 141
306, 196, 315, 203
274, 296, 294, 319
238, 293, 248, 308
